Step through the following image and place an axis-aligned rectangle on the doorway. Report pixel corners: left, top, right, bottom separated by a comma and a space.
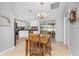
14, 19, 28, 46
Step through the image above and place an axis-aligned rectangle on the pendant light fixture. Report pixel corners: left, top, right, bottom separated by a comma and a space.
37, 2, 47, 20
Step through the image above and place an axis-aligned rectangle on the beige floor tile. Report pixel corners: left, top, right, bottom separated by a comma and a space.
0, 38, 68, 56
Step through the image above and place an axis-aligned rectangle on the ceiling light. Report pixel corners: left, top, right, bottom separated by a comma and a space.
37, 2, 48, 20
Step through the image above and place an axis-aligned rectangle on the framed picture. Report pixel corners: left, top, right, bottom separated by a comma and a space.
0, 16, 11, 26
68, 8, 77, 23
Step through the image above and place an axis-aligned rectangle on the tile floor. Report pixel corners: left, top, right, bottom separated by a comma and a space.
0, 38, 68, 56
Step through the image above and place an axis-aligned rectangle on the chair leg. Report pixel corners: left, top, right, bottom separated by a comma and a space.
50, 40, 51, 56
42, 48, 43, 56
28, 40, 32, 56
41, 44, 43, 56
30, 44, 31, 56
42, 44, 46, 56
27, 41, 28, 55
50, 46, 51, 56
46, 40, 51, 56
39, 42, 42, 56
25, 40, 28, 56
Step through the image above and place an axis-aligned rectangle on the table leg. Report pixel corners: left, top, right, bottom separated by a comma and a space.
25, 40, 28, 56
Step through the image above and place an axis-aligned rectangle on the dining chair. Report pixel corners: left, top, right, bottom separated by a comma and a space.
29, 34, 42, 56
40, 34, 51, 56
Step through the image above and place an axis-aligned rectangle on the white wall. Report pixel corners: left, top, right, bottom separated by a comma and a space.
55, 2, 68, 42
61, 2, 79, 55
70, 21, 79, 55
66, 2, 79, 55
55, 15, 63, 42
0, 17, 14, 52
63, 17, 67, 45
0, 3, 15, 52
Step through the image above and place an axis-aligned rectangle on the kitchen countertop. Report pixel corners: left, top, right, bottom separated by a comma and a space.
18, 28, 38, 31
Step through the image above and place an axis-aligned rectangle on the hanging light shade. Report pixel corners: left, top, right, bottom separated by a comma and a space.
37, 12, 47, 19
37, 2, 48, 20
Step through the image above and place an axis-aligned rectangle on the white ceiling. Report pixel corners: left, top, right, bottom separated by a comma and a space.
12, 2, 68, 21
0, 2, 68, 21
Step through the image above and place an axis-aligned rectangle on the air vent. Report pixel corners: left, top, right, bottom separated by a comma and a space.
50, 2, 60, 9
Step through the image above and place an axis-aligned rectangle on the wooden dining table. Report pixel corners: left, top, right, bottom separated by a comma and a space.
25, 34, 51, 56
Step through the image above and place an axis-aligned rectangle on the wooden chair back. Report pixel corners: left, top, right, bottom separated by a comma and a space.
29, 34, 40, 42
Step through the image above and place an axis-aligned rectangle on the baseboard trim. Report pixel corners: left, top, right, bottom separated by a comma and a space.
0, 46, 15, 55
